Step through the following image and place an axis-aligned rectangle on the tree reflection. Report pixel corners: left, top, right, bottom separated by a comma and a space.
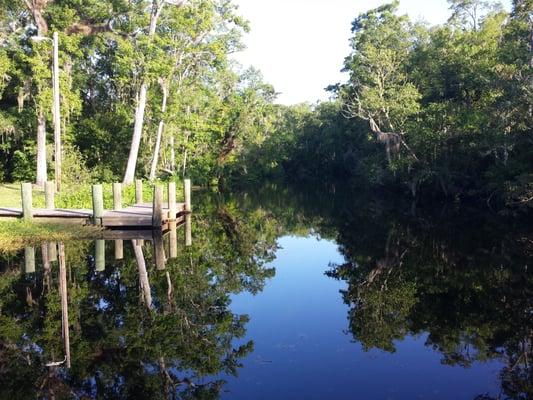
324, 202, 533, 399
0, 196, 277, 399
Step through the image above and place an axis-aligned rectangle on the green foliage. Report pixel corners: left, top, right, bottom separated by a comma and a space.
241, 1, 532, 212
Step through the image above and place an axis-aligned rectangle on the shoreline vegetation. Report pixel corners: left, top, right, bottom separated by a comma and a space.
0, 0, 531, 232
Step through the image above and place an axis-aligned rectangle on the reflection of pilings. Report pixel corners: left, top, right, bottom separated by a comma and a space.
41, 243, 50, 288
185, 214, 192, 247
58, 243, 71, 368
95, 240, 105, 272
24, 247, 35, 274
168, 221, 177, 258
115, 240, 124, 260
48, 242, 57, 262
133, 241, 152, 309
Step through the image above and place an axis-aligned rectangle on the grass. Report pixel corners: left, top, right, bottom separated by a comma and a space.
0, 220, 102, 253
0, 181, 183, 209
0, 183, 46, 207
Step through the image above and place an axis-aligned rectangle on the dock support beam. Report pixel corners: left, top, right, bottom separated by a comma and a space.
168, 182, 176, 220
135, 179, 143, 204
152, 185, 163, 228
154, 230, 166, 270
169, 221, 178, 258
21, 183, 33, 221
184, 179, 191, 212
185, 214, 192, 247
92, 184, 104, 225
45, 180, 55, 209
113, 183, 122, 210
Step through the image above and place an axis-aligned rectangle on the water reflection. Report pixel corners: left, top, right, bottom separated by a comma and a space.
0, 187, 531, 399
0, 209, 276, 399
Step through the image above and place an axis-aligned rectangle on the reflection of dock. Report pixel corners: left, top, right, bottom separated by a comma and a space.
0, 179, 191, 228
22, 216, 192, 370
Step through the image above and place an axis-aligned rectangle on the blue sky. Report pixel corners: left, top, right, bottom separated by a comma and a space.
232, 0, 512, 105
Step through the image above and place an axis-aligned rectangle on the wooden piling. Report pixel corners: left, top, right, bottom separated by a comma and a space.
135, 179, 143, 204
45, 180, 55, 209
113, 182, 122, 210
184, 179, 191, 212
153, 230, 166, 270
21, 183, 33, 221
24, 246, 35, 273
185, 213, 192, 247
169, 220, 178, 258
92, 184, 104, 225
152, 185, 163, 227
95, 240, 105, 272
168, 181, 176, 220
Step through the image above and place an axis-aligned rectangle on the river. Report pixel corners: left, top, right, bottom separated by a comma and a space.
0, 184, 531, 399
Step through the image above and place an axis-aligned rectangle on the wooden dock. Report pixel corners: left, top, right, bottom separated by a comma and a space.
0, 179, 191, 229
0, 203, 187, 227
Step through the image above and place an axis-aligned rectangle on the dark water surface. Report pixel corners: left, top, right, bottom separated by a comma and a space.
0, 185, 531, 399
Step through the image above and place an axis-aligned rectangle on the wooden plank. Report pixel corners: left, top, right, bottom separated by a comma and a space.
0, 202, 187, 227
0, 207, 22, 217
99, 230, 155, 240
34, 209, 92, 217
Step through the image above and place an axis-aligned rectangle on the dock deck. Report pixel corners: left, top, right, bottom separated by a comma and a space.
0, 202, 187, 228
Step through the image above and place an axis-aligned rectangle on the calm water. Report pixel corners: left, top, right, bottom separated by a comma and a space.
0, 185, 531, 399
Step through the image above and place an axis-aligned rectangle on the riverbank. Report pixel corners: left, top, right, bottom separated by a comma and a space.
0, 221, 102, 253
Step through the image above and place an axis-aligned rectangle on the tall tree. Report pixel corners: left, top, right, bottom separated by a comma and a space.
123, 0, 186, 185
340, 1, 421, 164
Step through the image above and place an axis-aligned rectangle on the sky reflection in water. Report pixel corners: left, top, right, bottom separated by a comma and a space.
225, 235, 504, 400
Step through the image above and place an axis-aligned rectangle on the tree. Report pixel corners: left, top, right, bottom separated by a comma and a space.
340, 1, 421, 164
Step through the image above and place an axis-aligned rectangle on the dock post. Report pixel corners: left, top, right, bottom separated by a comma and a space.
21, 183, 33, 221
95, 240, 105, 272
24, 246, 35, 273
169, 220, 178, 258
168, 181, 176, 220
153, 230, 166, 270
185, 214, 192, 247
152, 185, 163, 228
113, 182, 122, 210
45, 180, 55, 209
184, 179, 191, 212
92, 184, 104, 225
135, 179, 143, 204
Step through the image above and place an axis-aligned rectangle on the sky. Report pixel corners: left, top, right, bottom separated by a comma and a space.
231, 0, 511, 105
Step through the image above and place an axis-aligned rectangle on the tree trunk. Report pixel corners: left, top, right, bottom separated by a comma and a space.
52, 32, 61, 192
149, 80, 168, 181
123, 82, 148, 184
123, 0, 167, 184
170, 135, 175, 174
36, 111, 47, 187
